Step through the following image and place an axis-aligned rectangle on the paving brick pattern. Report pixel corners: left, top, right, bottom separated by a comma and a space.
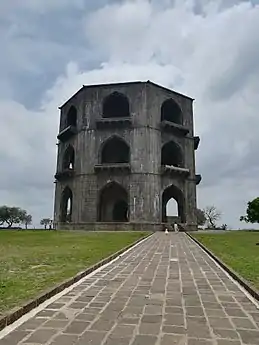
1, 233, 259, 345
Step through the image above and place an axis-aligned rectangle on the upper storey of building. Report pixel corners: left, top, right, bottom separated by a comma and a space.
57, 80, 199, 147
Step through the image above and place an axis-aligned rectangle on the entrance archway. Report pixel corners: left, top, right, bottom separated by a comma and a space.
98, 182, 129, 222
60, 187, 73, 222
162, 185, 185, 223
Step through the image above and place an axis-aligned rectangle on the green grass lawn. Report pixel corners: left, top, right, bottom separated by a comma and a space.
0, 230, 150, 315
192, 231, 259, 290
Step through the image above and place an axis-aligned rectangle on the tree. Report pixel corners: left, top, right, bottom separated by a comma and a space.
40, 218, 51, 229
196, 208, 206, 226
220, 224, 228, 230
204, 206, 221, 229
240, 197, 259, 224
0, 206, 28, 228
21, 214, 32, 229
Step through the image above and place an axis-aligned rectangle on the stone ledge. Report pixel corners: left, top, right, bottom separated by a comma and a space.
0, 232, 153, 331
187, 232, 259, 303
56, 222, 163, 232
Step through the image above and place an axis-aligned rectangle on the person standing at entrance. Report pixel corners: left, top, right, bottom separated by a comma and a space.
174, 222, 179, 233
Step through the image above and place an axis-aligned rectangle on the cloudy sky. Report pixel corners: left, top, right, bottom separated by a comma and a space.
1, 0, 259, 229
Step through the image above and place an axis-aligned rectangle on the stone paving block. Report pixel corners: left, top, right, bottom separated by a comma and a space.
212, 328, 240, 339
121, 306, 144, 317
186, 306, 205, 316
139, 322, 161, 334
68, 302, 87, 310
74, 312, 96, 321
203, 302, 224, 310
188, 338, 214, 345
63, 320, 90, 334
53, 310, 76, 320
187, 318, 211, 339
104, 336, 132, 345
75, 330, 106, 345
17, 318, 46, 331
162, 325, 186, 334
90, 318, 115, 331
208, 317, 234, 329
141, 315, 162, 323
218, 296, 236, 303
161, 334, 186, 345
111, 324, 136, 336
23, 328, 58, 343
43, 319, 69, 329
224, 309, 247, 318
144, 305, 163, 314
205, 309, 227, 317
49, 334, 79, 345
36, 309, 57, 318
118, 317, 140, 324
163, 314, 185, 326
216, 340, 242, 345
165, 306, 184, 314
131, 334, 158, 345
0, 330, 29, 345
231, 317, 257, 329
237, 329, 259, 344
46, 303, 66, 310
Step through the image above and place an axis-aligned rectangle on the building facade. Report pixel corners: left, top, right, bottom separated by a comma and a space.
53, 81, 201, 231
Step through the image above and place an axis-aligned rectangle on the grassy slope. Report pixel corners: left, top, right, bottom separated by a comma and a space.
193, 231, 259, 290
0, 230, 149, 314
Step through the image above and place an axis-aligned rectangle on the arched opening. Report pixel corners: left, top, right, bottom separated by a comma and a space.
98, 182, 129, 222
103, 92, 130, 118
113, 200, 128, 221
161, 141, 183, 167
101, 136, 130, 164
63, 145, 75, 170
60, 187, 73, 223
67, 106, 77, 127
161, 98, 182, 125
162, 185, 185, 223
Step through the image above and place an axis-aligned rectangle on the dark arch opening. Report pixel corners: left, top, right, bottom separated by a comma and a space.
103, 92, 130, 118
101, 137, 130, 164
161, 141, 183, 167
98, 182, 129, 222
113, 200, 128, 221
60, 187, 73, 223
63, 145, 75, 170
161, 98, 182, 125
162, 185, 185, 223
67, 106, 77, 127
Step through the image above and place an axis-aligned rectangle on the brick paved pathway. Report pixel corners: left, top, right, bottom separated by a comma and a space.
1, 233, 259, 345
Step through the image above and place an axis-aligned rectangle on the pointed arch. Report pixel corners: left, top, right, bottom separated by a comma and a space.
60, 187, 73, 222
161, 98, 183, 125
66, 105, 77, 127
161, 141, 183, 167
103, 92, 130, 118
62, 145, 75, 170
98, 182, 129, 222
101, 136, 130, 164
162, 184, 185, 223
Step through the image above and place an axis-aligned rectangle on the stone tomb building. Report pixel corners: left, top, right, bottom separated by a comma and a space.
53, 81, 201, 231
